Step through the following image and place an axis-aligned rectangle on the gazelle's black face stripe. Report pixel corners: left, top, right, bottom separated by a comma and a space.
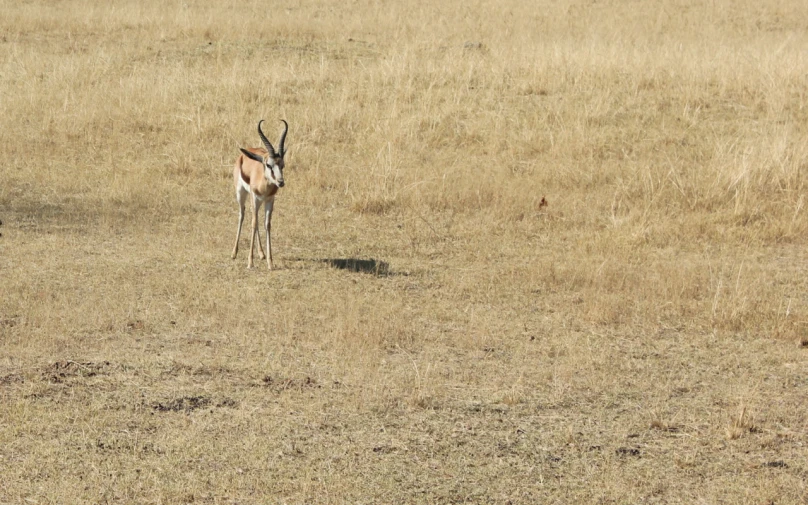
265, 158, 285, 188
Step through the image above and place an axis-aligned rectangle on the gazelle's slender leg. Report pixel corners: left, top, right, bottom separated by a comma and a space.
264, 197, 275, 270
248, 197, 261, 268
232, 186, 248, 259
256, 217, 266, 261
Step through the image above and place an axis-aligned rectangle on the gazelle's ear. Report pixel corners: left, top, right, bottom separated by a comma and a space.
240, 148, 264, 164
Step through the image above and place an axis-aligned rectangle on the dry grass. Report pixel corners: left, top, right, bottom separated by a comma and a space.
2, 0, 808, 503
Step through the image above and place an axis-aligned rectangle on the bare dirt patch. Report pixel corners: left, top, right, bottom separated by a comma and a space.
260, 375, 321, 392
0, 373, 25, 385
151, 396, 211, 413
41, 361, 111, 383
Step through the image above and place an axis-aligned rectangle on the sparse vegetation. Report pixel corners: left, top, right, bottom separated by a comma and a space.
1, 0, 807, 503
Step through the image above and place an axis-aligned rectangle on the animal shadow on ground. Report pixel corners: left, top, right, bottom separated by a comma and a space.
322, 258, 390, 276
286, 257, 394, 276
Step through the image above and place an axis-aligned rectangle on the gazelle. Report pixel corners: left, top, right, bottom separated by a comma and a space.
231, 119, 288, 269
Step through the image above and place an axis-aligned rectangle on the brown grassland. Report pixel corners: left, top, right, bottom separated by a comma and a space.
1, 0, 808, 503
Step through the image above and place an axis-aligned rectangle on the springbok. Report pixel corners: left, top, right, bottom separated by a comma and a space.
231, 119, 288, 269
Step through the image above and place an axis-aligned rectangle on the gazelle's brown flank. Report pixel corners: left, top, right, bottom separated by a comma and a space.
232, 120, 288, 269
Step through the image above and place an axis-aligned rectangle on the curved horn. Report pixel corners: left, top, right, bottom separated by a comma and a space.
278, 119, 289, 157
257, 120, 277, 158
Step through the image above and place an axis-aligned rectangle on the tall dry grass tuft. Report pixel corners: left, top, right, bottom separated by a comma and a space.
726, 404, 758, 440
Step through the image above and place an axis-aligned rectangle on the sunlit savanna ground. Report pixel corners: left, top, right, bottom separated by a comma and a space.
1, 0, 807, 503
